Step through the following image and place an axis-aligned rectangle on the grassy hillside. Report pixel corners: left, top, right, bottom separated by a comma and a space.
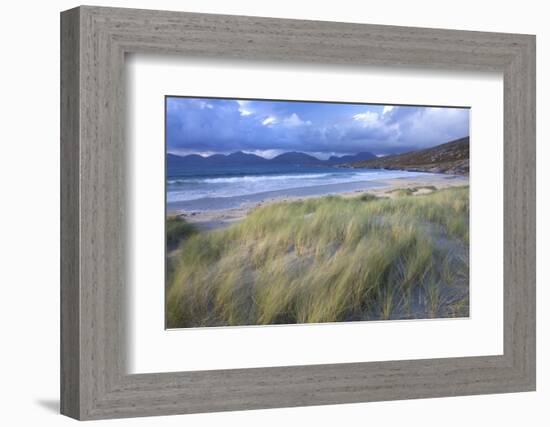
349, 137, 469, 175
166, 187, 469, 328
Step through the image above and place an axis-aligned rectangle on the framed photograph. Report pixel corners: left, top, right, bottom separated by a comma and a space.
61, 6, 536, 420
164, 96, 471, 329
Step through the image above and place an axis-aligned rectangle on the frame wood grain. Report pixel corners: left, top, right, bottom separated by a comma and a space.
60, 5, 536, 420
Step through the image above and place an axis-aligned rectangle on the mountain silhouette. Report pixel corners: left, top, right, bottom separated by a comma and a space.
167, 151, 377, 168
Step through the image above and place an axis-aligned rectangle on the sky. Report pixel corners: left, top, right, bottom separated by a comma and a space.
166, 97, 469, 158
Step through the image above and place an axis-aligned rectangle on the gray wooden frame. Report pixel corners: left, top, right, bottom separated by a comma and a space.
60, 5, 536, 420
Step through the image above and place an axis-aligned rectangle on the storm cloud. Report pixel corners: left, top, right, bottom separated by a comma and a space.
166, 97, 469, 158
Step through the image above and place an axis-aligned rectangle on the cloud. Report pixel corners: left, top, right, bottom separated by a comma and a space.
353, 111, 380, 126
283, 113, 311, 127
166, 97, 469, 156
383, 106, 469, 148
236, 100, 252, 116
194, 100, 213, 109
262, 116, 277, 126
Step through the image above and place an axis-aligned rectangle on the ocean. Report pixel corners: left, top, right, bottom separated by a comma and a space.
166, 164, 428, 212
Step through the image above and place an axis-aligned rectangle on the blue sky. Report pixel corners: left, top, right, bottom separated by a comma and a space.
166, 97, 469, 158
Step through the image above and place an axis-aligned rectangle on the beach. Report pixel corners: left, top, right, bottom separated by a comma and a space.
164, 98, 471, 328
168, 173, 469, 231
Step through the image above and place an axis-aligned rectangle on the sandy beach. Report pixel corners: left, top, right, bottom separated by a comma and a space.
169, 173, 469, 231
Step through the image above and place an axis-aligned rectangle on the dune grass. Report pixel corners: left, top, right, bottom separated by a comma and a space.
166, 216, 197, 250
387, 185, 437, 197
166, 186, 469, 328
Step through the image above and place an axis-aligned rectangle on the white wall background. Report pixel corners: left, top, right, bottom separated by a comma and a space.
0, 0, 546, 425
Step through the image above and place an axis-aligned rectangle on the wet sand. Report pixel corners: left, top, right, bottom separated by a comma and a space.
168, 174, 468, 231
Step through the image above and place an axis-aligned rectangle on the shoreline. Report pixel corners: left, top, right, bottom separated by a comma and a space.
169, 173, 469, 232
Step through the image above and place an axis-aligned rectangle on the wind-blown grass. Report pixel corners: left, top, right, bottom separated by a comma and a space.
166, 186, 469, 328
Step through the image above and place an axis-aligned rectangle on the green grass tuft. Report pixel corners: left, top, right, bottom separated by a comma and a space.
166, 216, 197, 250
357, 193, 378, 202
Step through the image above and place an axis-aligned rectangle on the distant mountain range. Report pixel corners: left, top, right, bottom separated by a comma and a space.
347, 137, 469, 175
167, 150, 376, 168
